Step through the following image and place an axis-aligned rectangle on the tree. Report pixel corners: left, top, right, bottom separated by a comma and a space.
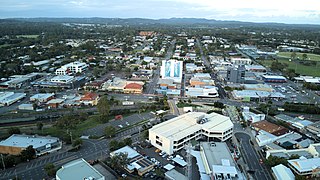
44, 163, 56, 177
36, 122, 43, 131
123, 138, 132, 146
104, 126, 116, 138
72, 138, 83, 148
214, 102, 225, 109
109, 140, 119, 151
302, 53, 308, 61
110, 152, 129, 169
20, 145, 36, 161
7, 127, 20, 135
97, 96, 110, 119
290, 52, 297, 60
265, 156, 287, 167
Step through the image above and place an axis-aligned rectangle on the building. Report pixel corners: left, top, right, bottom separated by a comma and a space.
160, 60, 183, 83
124, 83, 143, 94
50, 75, 74, 84
0, 134, 62, 156
110, 146, 155, 176
245, 65, 267, 72
271, 164, 295, 180
186, 63, 204, 73
191, 142, 242, 180
56, 158, 105, 180
18, 103, 35, 111
274, 114, 313, 130
261, 75, 287, 83
30, 93, 55, 103
55, 61, 88, 75
266, 143, 320, 159
243, 84, 274, 92
185, 86, 219, 98
149, 112, 233, 155
80, 92, 100, 106
47, 98, 65, 108
165, 169, 188, 180
0, 92, 26, 106
230, 58, 252, 65
232, 90, 285, 102
288, 157, 320, 177
307, 121, 320, 136
252, 120, 289, 136
226, 66, 245, 84
241, 107, 265, 123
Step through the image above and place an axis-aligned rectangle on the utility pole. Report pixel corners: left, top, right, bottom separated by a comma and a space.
1, 154, 5, 170
185, 143, 193, 180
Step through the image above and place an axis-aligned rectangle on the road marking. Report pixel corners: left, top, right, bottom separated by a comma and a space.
53, 155, 78, 166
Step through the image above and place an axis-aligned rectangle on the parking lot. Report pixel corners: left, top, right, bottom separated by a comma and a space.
83, 112, 155, 137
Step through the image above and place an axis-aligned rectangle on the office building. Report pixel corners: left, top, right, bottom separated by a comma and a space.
149, 112, 233, 155
160, 60, 183, 83
55, 61, 88, 75
226, 66, 245, 84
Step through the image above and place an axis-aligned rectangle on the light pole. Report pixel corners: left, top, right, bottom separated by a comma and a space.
1, 154, 5, 170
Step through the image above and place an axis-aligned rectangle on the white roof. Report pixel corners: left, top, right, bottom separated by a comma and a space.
271, 164, 295, 180
262, 75, 287, 80
164, 164, 175, 171
288, 157, 320, 172
149, 112, 233, 141
0, 134, 59, 149
211, 165, 237, 175
30, 93, 54, 100
56, 158, 104, 180
172, 157, 187, 167
51, 75, 74, 81
110, 145, 140, 159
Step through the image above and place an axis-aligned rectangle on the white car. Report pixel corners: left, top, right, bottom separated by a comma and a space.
118, 125, 123, 128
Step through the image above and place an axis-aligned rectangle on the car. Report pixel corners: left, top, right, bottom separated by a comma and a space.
162, 154, 168, 158
118, 125, 123, 128
259, 159, 263, 164
122, 174, 127, 178
151, 158, 156, 162
159, 151, 165, 156
155, 149, 161, 153
126, 122, 130, 126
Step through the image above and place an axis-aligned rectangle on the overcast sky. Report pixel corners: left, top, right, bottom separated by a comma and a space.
1, 0, 320, 24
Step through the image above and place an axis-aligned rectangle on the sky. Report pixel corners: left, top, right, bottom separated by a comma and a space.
1, 0, 320, 24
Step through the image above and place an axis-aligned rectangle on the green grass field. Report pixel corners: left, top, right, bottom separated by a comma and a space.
260, 59, 320, 77
278, 52, 320, 62
16, 35, 39, 39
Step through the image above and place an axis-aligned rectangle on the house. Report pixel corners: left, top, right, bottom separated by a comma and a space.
30, 93, 55, 103
80, 92, 100, 106
47, 98, 65, 108
124, 83, 143, 94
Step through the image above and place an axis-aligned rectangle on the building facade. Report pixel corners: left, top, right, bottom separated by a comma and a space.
149, 112, 233, 155
226, 66, 245, 84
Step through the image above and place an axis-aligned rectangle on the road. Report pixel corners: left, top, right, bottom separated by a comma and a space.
196, 38, 211, 68
235, 132, 272, 180
167, 99, 180, 116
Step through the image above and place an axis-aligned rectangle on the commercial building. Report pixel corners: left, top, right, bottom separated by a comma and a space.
243, 84, 274, 92
47, 98, 65, 108
55, 61, 88, 75
226, 66, 245, 84
0, 134, 62, 156
307, 121, 320, 135
56, 158, 105, 180
186, 63, 204, 73
288, 157, 320, 177
274, 114, 313, 130
230, 58, 252, 65
231, 90, 285, 102
261, 75, 287, 83
266, 143, 320, 159
80, 92, 100, 106
50, 75, 74, 84
18, 103, 35, 111
30, 93, 55, 103
149, 112, 233, 155
252, 120, 289, 136
160, 60, 183, 83
165, 169, 188, 180
110, 146, 155, 176
191, 142, 242, 180
241, 107, 265, 123
271, 164, 295, 180
185, 86, 219, 98
124, 83, 143, 94
0, 92, 26, 106
245, 65, 267, 72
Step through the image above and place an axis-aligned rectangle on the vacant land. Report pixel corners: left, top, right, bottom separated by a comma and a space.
278, 52, 320, 62
260, 59, 320, 77
16, 34, 39, 38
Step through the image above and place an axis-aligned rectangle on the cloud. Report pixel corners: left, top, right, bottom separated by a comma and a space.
0, 0, 319, 24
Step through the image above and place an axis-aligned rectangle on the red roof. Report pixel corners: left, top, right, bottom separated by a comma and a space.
124, 83, 143, 89
80, 92, 99, 101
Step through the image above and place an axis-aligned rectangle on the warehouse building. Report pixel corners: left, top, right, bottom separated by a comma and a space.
261, 75, 287, 83
0, 134, 62, 156
0, 92, 26, 106
149, 112, 233, 155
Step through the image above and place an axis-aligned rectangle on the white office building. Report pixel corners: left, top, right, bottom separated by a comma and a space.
160, 60, 183, 83
149, 112, 233, 155
230, 58, 252, 65
55, 61, 88, 75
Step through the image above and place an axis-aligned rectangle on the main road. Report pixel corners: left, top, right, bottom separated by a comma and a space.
235, 132, 272, 180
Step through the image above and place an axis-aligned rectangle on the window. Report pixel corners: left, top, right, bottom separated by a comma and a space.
156, 140, 162, 146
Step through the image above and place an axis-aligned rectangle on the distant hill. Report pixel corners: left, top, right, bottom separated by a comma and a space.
4, 17, 320, 29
